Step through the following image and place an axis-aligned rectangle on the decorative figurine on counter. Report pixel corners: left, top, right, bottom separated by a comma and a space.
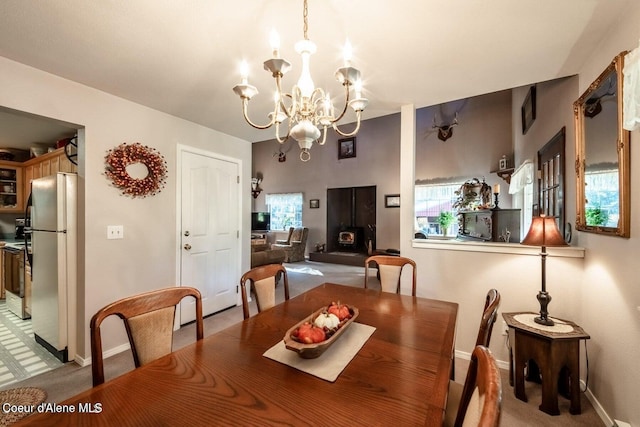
480, 178, 492, 207
499, 228, 511, 243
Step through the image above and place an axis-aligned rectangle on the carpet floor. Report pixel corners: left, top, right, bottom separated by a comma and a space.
0, 260, 604, 426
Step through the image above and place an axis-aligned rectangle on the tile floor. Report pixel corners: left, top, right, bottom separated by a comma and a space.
0, 300, 63, 388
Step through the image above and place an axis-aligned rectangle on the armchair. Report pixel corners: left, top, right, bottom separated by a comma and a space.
271, 227, 309, 262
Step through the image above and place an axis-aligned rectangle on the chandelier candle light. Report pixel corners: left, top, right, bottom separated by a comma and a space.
232, 0, 368, 161
521, 215, 568, 326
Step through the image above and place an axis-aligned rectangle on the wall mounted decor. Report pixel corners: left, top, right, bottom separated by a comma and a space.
338, 137, 356, 159
310, 199, 320, 209
251, 177, 263, 198
499, 155, 508, 170
104, 142, 168, 198
574, 51, 630, 237
385, 194, 400, 208
521, 85, 536, 134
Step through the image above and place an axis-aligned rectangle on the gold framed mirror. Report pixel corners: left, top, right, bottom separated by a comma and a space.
574, 51, 630, 237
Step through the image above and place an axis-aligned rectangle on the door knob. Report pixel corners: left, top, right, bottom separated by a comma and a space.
184, 231, 190, 236
184, 244, 192, 250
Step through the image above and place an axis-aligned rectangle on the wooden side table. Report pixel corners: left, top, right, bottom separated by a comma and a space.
503, 312, 590, 416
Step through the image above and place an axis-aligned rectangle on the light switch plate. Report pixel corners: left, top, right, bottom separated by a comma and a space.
107, 225, 124, 239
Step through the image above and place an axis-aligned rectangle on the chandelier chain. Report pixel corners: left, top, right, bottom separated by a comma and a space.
303, 0, 308, 40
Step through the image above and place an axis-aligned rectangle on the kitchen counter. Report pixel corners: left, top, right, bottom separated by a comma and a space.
1, 238, 31, 252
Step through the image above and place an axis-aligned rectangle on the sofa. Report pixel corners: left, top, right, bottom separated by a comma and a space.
251, 247, 286, 268
271, 227, 309, 263
250, 246, 286, 283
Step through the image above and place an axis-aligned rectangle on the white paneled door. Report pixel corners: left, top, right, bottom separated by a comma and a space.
180, 149, 239, 323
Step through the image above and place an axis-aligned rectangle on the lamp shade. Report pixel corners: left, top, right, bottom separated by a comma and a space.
521, 215, 568, 247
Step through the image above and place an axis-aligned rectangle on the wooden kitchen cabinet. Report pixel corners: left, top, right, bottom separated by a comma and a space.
0, 162, 24, 213
23, 147, 77, 202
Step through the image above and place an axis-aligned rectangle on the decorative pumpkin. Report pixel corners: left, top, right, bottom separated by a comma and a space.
295, 322, 326, 344
313, 312, 340, 330
328, 302, 351, 321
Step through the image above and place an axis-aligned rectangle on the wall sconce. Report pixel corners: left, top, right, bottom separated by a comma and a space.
251, 177, 262, 198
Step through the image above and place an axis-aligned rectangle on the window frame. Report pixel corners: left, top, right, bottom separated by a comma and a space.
265, 192, 303, 231
414, 182, 460, 237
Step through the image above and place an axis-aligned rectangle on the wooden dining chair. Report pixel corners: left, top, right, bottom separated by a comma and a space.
90, 286, 203, 386
447, 289, 501, 419
475, 289, 501, 348
240, 263, 289, 319
364, 255, 417, 296
443, 345, 502, 427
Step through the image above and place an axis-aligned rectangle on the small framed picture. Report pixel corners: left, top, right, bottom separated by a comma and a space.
499, 157, 508, 170
521, 85, 536, 134
385, 194, 400, 208
338, 137, 356, 159
310, 199, 320, 209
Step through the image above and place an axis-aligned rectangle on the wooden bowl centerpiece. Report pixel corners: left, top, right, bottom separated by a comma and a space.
283, 302, 359, 359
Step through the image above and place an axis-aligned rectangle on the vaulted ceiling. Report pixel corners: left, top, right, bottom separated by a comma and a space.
0, 0, 632, 144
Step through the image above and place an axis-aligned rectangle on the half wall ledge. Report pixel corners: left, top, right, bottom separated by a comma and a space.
412, 239, 585, 258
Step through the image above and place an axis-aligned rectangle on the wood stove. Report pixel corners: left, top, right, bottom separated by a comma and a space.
338, 227, 363, 251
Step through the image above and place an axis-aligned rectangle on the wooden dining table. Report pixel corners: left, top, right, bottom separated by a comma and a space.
16, 283, 458, 426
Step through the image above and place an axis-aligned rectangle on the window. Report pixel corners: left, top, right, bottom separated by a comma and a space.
537, 128, 565, 236
584, 169, 618, 227
265, 193, 303, 230
414, 183, 459, 236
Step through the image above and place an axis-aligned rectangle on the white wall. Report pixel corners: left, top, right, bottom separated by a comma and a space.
568, 3, 640, 424
0, 56, 252, 361
402, 3, 640, 424
415, 90, 513, 187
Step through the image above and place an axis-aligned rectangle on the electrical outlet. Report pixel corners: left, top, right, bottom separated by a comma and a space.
107, 225, 124, 239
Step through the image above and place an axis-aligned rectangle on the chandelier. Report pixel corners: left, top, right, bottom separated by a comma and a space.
232, 0, 368, 161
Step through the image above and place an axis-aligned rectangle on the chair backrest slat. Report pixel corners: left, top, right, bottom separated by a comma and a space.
127, 306, 175, 365
476, 289, 501, 348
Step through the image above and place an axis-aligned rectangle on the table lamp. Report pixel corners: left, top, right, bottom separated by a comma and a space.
521, 215, 568, 326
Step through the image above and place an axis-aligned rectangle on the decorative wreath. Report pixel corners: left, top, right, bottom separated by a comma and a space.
105, 142, 168, 198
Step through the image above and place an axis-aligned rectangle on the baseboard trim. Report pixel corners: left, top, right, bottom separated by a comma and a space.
454, 349, 509, 370
454, 350, 612, 427
75, 343, 131, 368
583, 382, 613, 427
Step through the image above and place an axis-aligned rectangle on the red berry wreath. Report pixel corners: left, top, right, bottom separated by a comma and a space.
104, 142, 167, 198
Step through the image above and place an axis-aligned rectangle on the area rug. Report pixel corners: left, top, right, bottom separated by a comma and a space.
0, 387, 46, 426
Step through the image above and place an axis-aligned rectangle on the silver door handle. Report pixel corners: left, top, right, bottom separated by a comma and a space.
184, 244, 192, 251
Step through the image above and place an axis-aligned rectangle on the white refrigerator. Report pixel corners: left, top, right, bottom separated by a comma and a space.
29, 173, 77, 363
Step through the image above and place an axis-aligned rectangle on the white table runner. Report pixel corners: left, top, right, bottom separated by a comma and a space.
263, 322, 376, 382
